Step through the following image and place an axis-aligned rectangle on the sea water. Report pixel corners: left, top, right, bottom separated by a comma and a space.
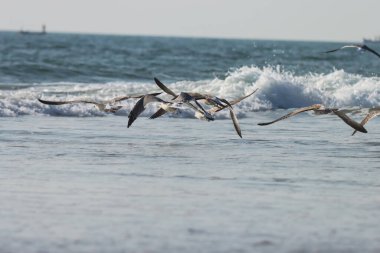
0, 32, 380, 253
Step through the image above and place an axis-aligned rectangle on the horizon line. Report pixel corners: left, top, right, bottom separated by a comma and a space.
0, 28, 358, 44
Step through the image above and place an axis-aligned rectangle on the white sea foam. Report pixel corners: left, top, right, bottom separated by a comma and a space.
1, 66, 380, 117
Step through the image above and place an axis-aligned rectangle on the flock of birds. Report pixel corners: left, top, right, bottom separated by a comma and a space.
38, 43, 380, 138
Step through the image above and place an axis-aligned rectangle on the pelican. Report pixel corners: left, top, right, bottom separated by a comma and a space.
324, 44, 380, 58
258, 104, 367, 133
352, 108, 380, 136
37, 92, 161, 113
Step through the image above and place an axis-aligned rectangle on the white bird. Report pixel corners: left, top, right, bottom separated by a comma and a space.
324, 44, 380, 58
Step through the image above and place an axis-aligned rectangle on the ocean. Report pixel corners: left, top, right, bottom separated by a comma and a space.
0, 31, 380, 253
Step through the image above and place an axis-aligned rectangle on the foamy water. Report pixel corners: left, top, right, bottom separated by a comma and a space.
2, 66, 380, 118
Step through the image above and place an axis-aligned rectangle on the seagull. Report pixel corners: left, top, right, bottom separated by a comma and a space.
127, 94, 177, 128
258, 104, 324, 126
153, 77, 246, 137
197, 88, 259, 138
258, 104, 367, 133
37, 92, 161, 113
352, 108, 380, 136
172, 92, 215, 121
324, 44, 380, 58
153, 77, 215, 120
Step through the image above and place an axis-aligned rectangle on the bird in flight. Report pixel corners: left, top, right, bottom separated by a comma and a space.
324, 44, 380, 58
352, 108, 380, 136
257, 104, 367, 134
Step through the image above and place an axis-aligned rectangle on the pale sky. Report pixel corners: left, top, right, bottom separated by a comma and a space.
1, 0, 379, 42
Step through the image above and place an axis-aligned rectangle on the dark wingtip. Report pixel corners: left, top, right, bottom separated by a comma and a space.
127, 116, 135, 128
154, 77, 161, 84
149, 92, 162, 96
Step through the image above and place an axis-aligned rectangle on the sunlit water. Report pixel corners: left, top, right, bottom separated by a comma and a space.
1, 32, 380, 252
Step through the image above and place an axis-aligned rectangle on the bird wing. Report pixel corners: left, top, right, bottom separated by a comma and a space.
109, 92, 162, 103
229, 88, 258, 106
352, 109, 380, 135
38, 98, 97, 105
154, 78, 177, 97
128, 96, 146, 128
324, 47, 342, 53
333, 110, 367, 133
362, 45, 380, 58
208, 89, 259, 114
149, 108, 169, 119
127, 95, 165, 128
258, 104, 322, 126
38, 98, 107, 110
229, 108, 242, 138
324, 45, 359, 53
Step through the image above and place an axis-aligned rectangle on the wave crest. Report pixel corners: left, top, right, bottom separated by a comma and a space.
1, 66, 380, 117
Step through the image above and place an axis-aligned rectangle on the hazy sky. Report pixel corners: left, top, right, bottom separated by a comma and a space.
1, 0, 379, 42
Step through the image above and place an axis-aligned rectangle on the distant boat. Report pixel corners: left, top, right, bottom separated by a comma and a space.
19, 25, 47, 35
363, 35, 380, 43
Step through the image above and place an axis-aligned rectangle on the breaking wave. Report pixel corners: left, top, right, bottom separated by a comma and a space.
1, 65, 380, 117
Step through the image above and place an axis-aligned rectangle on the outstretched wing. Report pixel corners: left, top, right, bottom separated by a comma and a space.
352, 109, 380, 135
154, 78, 177, 97
209, 89, 258, 114
258, 104, 322, 126
324, 45, 360, 54
109, 92, 162, 104
229, 108, 242, 138
333, 110, 367, 133
324, 47, 343, 53
229, 88, 258, 106
128, 95, 165, 128
38, 98, 96, 105
362, 45, 380, 58
38, 97, 106, 110
149, 108, 168, 119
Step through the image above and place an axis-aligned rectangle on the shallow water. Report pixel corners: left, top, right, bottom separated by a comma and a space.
1, 113, 380, 253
